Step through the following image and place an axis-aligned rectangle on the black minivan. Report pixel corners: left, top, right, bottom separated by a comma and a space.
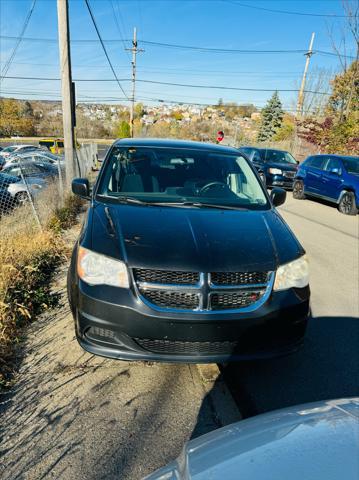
68, 139, 310, 363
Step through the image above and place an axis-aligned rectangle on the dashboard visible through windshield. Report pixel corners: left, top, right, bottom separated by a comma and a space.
96, 146, 269, 209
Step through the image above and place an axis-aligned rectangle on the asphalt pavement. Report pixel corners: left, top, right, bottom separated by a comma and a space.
0, 224, 239, 480
224, 193, 359, 417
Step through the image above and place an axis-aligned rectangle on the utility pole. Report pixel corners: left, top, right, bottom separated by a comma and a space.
57, 0, 76, 182
126, 27, 144, 137
296, 32, 315, 118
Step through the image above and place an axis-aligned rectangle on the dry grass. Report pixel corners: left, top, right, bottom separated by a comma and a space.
0, 184, 84, 386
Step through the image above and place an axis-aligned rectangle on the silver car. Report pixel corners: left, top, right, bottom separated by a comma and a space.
0, 172, 46, 205
3, 151, 64, 168
0, 144, 39, 160
146, 398, 359, 480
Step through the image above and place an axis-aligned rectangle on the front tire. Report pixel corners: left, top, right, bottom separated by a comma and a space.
338, 191, 358, 215
15, 191, 29, 205
293, 180, 306, 199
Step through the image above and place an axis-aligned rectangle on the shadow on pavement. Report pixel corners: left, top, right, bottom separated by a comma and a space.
222, 316, 359, 418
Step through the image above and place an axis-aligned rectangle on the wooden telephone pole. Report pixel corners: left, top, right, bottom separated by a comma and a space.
126, 27, 144, 137
296, 32, 315, 118
57, 0, 76, 182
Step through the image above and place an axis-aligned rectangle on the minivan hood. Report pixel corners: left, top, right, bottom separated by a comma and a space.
267, 161, 298, 171
90, 203, 303, 272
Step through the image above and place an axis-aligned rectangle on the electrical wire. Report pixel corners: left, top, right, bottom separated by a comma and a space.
84, 0, 129, 100
109, 0, 131, 61
2, 75, 331, 95
1, 35, 355, 59
0, 0, 37, 79
224, 1, 350, 18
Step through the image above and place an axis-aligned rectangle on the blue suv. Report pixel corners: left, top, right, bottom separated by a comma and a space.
293, 154, 359, 215
238, 147, 298, 189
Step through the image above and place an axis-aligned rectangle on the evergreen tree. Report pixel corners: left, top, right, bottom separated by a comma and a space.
257, 91, 284, 142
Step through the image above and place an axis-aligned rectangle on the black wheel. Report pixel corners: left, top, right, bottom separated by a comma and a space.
293, 180, 306, 199
15, 191, 29, 205
338, 191, 358, 215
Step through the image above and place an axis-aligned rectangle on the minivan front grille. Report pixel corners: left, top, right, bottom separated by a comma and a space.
211, 291, 264, 310
135, 338, 238, 355
134, 268, 272, 312
134, 268, 199, 285
139, 288, 200, 310
211, 271, 268, 286
283, 171, 295, 178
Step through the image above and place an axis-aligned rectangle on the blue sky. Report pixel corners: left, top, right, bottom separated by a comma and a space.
0, 0, 357, 111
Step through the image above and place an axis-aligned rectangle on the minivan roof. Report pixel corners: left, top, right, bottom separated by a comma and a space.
114, 138, 240, 154
240, 146, 290, 154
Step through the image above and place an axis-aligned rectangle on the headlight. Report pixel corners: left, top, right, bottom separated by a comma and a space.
274, 255, 309, 291
77, 246, 129, 288
269, 168, 282, 175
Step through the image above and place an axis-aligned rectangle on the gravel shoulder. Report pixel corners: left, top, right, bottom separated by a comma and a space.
0, 224, 239, 480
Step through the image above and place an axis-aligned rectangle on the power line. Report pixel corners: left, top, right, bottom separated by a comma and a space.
0, 0, 37, 79
225, 1, 351, 18
109, 0, 131, 61
1, 35, 355, 59
5, 61, 336, 77
2, 74, 331, 95
84, 0, 129, 99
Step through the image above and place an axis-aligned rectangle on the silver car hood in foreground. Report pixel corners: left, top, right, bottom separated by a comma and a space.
146, 398, 359, 480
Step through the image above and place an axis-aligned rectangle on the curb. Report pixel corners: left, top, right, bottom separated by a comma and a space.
195, 363, 242, 426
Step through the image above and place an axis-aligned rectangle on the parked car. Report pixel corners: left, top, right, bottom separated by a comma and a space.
35, 151, 64, 165
293, 154, 359, 215
39, 138, 64, 154
2, 160, 59, 181
0, 172, 46, 205
67, 138, 310, 363
0, 144, 39, 160
146, 397, 359, 480
238, 147, 298, 188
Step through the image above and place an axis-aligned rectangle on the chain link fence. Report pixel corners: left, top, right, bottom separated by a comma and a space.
0, 143, 98, 237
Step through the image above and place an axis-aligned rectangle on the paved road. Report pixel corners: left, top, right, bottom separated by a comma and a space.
224, 193, 359, 417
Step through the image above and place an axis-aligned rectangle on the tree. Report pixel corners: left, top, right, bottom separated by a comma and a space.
326, 60, 359, 119
22, 100, 34, 118
272, 114, 295, 141
257, 91, 284, 142
170, 110, 183, 121
0, 98, 35, 136
134, 103, 145, 119
298, 59, 359, 155
116, 120, 130, 138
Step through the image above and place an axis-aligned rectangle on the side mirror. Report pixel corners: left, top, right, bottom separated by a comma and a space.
330, 168, 341, 175
72, 178, 90, 199
270, 187, 286, 207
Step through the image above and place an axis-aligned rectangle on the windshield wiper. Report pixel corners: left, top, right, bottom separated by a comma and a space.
165, 201, 248, 210
97, 195, 248, 210
97, 194, 150, 205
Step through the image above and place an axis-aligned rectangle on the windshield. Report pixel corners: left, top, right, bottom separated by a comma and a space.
261, 149, 297, 164
40, 152, 60, 161
97, 146, 269, 209
3, 146, 17, 152
342, 156, 359, 175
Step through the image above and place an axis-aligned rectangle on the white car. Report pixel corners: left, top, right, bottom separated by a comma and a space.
147, 398, 359, 480
0, 144, 39, 159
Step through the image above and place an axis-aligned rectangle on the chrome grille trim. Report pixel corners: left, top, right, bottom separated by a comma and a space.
133, 269, 274, 313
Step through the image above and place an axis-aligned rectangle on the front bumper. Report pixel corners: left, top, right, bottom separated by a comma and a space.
72, 279, 310, 363
266, 174, 295, 189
